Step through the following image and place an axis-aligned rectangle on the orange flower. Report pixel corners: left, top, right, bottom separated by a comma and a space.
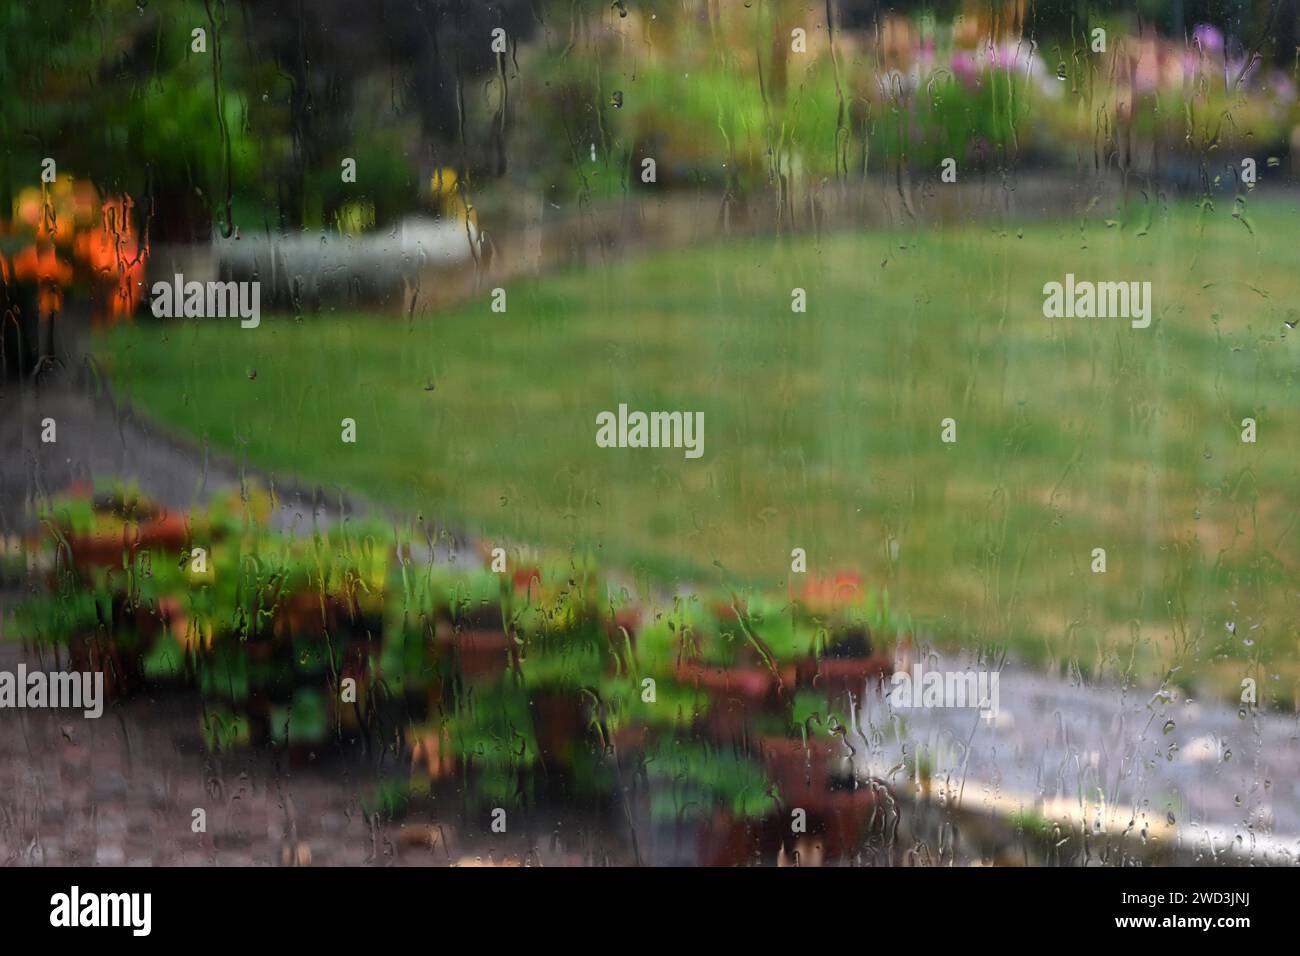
11, 240, 72, 317
74, 195, 147, 325
795, 571, 864, 610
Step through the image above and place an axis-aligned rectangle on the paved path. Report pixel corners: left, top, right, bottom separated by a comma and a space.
854, 657, 1300, 864
0, 354, 354, 539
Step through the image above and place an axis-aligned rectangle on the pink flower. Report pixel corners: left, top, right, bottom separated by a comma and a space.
950, 50, 980, 89
1265, 70, 1296, 102
1192, 23, 1224, 55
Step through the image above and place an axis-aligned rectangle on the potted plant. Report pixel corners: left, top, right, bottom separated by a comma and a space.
642, 740, 782, 866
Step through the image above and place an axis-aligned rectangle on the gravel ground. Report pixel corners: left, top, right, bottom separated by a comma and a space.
0, 637, 643, 866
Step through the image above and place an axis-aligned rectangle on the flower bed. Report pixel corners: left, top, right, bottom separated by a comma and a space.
9, 483, 902, 863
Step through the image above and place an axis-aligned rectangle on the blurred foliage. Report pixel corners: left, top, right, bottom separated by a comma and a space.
520, 2, 1297, 199
3, 0, 1296, 231
0, 0, 538, 237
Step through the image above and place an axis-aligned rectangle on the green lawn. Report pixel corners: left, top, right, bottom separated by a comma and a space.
104, 198, 1300, 700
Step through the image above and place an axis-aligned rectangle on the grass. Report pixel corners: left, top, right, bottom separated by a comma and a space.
102, 196, 1300, 702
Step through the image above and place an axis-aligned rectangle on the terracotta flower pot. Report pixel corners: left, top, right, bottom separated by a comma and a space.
694, 811, 782, 867
528, 691, 585, 769
67, 531, 131, 570
436, 628, 509, 680
449, 603, 505, 634
796, 655, 893, 698
676, 662, 782, 740
67, 510, 188, 572
411, 725, 455, 781
674, 661, 774, 707
278, 590, 331, 638
696, 696, 743, 739
756, 735, 837, 805
136, 513, 188, 552
810, 788, 882, 862
610, 721, 655, 755
68, 633, 134, 701
332, 653, 373, 729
